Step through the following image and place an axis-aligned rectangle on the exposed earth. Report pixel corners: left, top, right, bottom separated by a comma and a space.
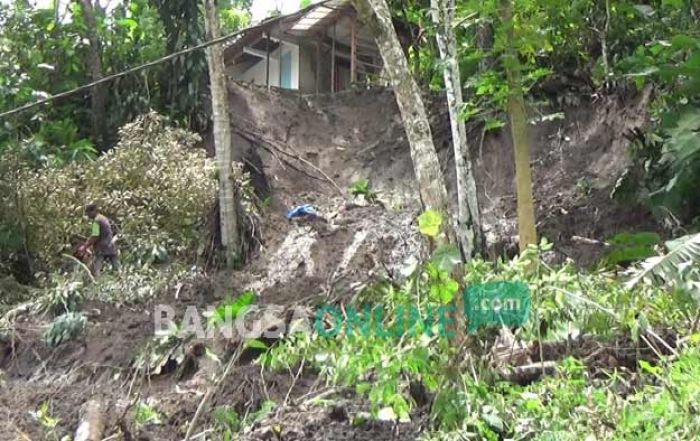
0, 82, 664, 440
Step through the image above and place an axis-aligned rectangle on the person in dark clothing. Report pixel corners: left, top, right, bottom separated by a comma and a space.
78, 203, 120, 277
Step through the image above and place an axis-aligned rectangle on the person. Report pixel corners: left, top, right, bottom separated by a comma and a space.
78, 203, 120, 277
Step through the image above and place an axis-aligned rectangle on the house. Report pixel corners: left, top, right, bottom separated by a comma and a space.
223, 0, 383, 94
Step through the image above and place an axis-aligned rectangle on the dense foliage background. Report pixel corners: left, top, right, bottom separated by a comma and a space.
0, 1, 699, 439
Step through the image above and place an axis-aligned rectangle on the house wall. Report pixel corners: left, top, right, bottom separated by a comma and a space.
298, 41, 317, 94
229, 42, 300, 89
316, 44, 332, 93
233, 54, 280, 87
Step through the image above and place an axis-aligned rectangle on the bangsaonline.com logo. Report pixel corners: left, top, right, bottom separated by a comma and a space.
153, 281, 531, 339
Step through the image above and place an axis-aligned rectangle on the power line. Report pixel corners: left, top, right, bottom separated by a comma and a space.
0, 26, 255, 121
0, 0, 324, 121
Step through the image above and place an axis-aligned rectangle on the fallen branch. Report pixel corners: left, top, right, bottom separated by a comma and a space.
235, 129, 324, 182
183, 342, 244, 441
61, 253, 96, 284
1, 301, 33, 323
233, 126, 346, 196
571, 236, 609, 246
282, 357, 306, 409
500, 361, 558, 384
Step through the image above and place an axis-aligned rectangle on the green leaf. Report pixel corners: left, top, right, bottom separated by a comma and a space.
118, 18, 138, 31
671, 34, 700, 50
627, 232, 700, 288
247, 339, 268, 350
484, 118, 505, 131
418, 209, 443, 237
481, 411, 504, 432
210, 291, 257, 326
431, 244, 462, 272
639, 359, 662, 375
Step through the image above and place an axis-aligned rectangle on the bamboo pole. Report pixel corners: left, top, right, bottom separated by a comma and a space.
265, 31, 271, 89
331, 23, 336, 93
351, 14, 357, 83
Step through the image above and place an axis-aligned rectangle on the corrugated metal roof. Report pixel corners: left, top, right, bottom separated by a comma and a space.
290, 0, 349, 32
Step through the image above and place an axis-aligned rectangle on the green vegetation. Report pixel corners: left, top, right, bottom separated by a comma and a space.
31, 401, 61, 439
208, 291, 257, 328
259, 218, 699, 437
3, 112, 217, 266
0, 0, 699, 439
134, 401, 163, 427
42, 312, 87, 347
603, 231, 662, 267
349, 178, 379, 203
212, 400, 277, 439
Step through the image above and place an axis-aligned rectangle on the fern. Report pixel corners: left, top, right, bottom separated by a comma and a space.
626, 232, 700, 288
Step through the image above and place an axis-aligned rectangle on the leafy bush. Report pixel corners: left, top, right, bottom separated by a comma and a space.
212, 400, 276, 439
8, 112, 217, 266
213, 406, 242, 439
43, 312, 87, 347
36, 273, 85, 315
627, 232, 700, 295
426, 344, 700, 440
602, 232, 661, 267
91, 264, 193, 305
261, 237, 695, 428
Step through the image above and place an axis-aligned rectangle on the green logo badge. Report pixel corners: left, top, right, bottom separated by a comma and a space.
464, 281, 531, 333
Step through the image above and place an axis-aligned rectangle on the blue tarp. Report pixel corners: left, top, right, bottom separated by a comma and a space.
287, 204, 319, 220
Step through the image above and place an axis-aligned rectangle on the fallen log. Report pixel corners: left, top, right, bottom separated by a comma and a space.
74, 400, 105, 441
500, 361, 558, 385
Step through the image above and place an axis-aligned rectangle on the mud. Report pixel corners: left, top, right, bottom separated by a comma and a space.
0, 83, 662, 440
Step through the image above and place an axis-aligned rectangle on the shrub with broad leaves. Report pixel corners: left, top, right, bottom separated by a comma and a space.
8, 112, 217, 266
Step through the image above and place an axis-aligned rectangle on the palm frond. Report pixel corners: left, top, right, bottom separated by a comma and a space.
626, 232, 700, 289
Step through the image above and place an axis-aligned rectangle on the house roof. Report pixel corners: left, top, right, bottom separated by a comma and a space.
289, 0, 350, 34
223, 0, 353, 61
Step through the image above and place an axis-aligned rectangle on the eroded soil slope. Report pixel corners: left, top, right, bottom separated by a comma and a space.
0, 83, 661, 440
228, 82, 658, 267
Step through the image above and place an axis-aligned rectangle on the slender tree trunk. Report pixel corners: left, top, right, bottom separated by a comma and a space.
80, 0, 107, 149
430, 0, 483, 259
501, 0, 537, 251
204, 0, 240, 266
354, 0, 454, 241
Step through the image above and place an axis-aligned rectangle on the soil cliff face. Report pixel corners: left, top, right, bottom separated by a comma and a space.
226, 82, 657, 267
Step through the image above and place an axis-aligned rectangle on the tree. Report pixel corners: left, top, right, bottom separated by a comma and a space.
429, 0, 483, 259
204, 0, 241, 266
354, 0, 454, 242
500, 0, 537, 251
79, 0, 107, 150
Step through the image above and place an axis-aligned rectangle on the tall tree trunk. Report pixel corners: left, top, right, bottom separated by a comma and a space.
501, 0, 537, 251
429, 0, 483, 259
354, 0, 454, 240
204, 0, 241, 266
80, 0, 107, 149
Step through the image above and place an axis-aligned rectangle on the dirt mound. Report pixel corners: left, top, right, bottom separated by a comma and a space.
234, 197, 424, 305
